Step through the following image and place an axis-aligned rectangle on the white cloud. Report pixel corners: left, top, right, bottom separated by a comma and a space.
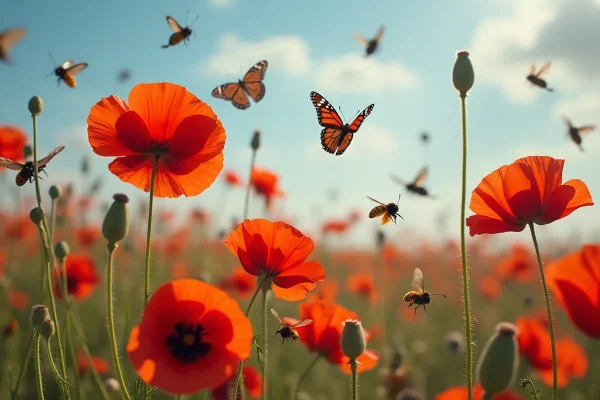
203, 33, 310, 77
553, 93, 600, 125
208, 0, 232, 8
314, 54, 417, 94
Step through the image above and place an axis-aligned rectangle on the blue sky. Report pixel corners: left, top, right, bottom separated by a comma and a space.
1, 0, 600, 250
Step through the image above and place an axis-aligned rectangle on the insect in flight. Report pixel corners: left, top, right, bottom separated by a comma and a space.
403, 267, 447, 314
212, 60, 269, 110
161, 13, 199, 48
49, 54, 88, 88
526, 61, 553, 92
310, 91, 374, 156
391, 166, 436, 198
117, 68, 132, 84
271, 308, 312, 344
354, 25, 385, 57
367, 195, 403, 225
0, 146, 65, 186
420, 131, 430, 144
0, 27, 26, 64
563, 116, 595, 152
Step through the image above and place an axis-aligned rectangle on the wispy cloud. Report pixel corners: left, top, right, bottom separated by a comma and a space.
208, 0, 232, 8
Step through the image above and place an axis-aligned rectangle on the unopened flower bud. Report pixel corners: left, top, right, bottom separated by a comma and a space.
29, 305, 50, 329
341, 319, 366, 360
104, 377, 120, 393
54, 241, 70, 262
452, 51, 475, 95
102, 193, 130, 244
476, 322, 519, 395
28, 96, 44, 116
251, 129, 261, 151
49, 185, 62, 200
29, 207, 43, 225
23, 145, 32, 159
38, 318, 55, 340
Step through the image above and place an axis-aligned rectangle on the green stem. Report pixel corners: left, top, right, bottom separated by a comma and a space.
528, 223, 558, 400
351, 360, 358, 400
34, 334, 45, 400
60, 256, 82, 400
204, 390, 211, 400
261, 289, 268, 400
71, 315, 110, 400
49, 198, 57, 246
231, 276, 270, 400
376, 247, 388, 346
459, 93, 473, 400
243, 149, 257, 220
293, 355, 321, 400
107, 243, 132, 400
45, 338, 74, 390
11, 331, 35, 399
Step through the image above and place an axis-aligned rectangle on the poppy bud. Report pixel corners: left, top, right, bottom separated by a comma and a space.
102, 193, 130, 244
29, 207, 43, 225
49, 185, 62, 200
104, 378, 120, 393
341, 319, 366, 360
251, 129, 261, 151
23, 145, 33, 159
54, 241, 70, 263
476, 322, 519, 395
28, 96, 44, 116
38, 318, 55, 340
452, 51, 475, 95
29, 305, 50, 329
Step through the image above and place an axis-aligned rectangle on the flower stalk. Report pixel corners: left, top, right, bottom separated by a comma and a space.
34, 333, 45, 400
261, 289, 269, 400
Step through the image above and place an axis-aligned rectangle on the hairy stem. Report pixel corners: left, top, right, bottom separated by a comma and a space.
351, 360, 358, 400
243, 150, 257, 220
11, 331, 35, 399
261, 289, 268, 400
34, 334, 45, 400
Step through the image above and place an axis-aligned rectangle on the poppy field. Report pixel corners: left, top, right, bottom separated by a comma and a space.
1, 2, 600, 400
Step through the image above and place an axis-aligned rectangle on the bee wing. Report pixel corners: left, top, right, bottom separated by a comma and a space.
166, 16, 184, 33
529, 63, 536, 75
380, 213, 392, 225
66, 63, 88, 76
270, 308, 283, 324
562, 115, 573, 130
411, 268, 424, 292
61, 60, 74, 69
536, 60, 551, 78
374, 25, 385, 42
367, 196, 386, 206
0, 157, 25, 171
354, 33, 369, 47
38, 146, 65, 167
413, 166, 429, 187
390, 174, 408, 186
578, 125, 596, 134
291, 319, 313, 328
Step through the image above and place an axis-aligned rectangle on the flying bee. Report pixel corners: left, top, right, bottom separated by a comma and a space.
49, 54, 88, 88
420, 131, 430, 144
526, 61, 553, 92
271, 308, 312, 344
391, 166, 436, 198
367, 194, 404, 225
403, 268, 447, 315
0, 146, 64, 186
563, 116, 595, 152
0, 27, 26, 64
161, 13, 199, 48
354, 25, 385, 57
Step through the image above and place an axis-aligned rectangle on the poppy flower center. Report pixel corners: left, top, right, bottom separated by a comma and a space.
166, 322, 210, 364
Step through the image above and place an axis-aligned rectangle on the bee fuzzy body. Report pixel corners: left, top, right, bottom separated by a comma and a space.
274, 325, 301, 344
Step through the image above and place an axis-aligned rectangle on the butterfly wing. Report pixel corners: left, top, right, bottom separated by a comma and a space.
348, 104, 375, 133
0, 157, 25, 171
536, 60, 551, 78
66, 63, 88, 76
320, 127, 346, 155
0, 28, 26, 62
412, 268, 424, 293
166, 16, 184, 33
413, 166, 429, 187
38, 146, 65, 167
243, 60, 269, 83
310, 91, 344, 129
212, 82, 251, 110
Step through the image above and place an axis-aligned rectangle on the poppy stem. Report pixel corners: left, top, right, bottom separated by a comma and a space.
11, 331, 35, 398
34, 333, 45, 400
45, 338, 74, 391
243, 149, 257, 220
528, 223, 558, 400
144, 155, 159, 308
261, 289, 269, 400
350, 359, 358, 400
458, 92, 474, 400
107, 243, 133, 400
293, 354, 321, 400
49, 197, 57, 248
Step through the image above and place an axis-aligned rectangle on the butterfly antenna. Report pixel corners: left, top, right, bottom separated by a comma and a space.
227, 73, 237, 81
338, 106, 347, 122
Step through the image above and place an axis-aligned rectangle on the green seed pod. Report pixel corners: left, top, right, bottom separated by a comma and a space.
452, 51, 475, 95
29, 305, 50, 329
38, 318, 55, 340
102, 193, 130, 244
476, 322, 519, 395
49, 185, 62, 200
341, 319, 366, 360
54, 241, 70, 263
28, 96, 44, 116
23, 145, 33, 159
251, 129, 261, 151
29, 207, 43, 225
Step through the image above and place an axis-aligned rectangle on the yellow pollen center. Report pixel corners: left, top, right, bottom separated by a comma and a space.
183, 334, 196, 347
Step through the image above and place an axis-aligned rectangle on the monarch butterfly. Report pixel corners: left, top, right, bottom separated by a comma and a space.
0, 27, 26, 64
563, 116, 595, 152
391, 166, 436, 198
161, 14, 198, 48
310, 91, 374, 156
211, 60, 268, 110
49, 55, 88, 88
0, 146, 64, 186
354, 25, 384, 57
526, 61, 553, 92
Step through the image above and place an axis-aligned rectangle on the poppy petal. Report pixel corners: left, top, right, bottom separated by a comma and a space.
515, 156, 564, 207
168, 115, 223, 160
469, 165, 517, 221
87, 95, 133, 156
115, 111, 152, 154
553, 279, 600, 338
273, 261, 326, 288
466, 215, 526, 236
271, 282, 317, 301
538, 179, 594, 224
339, 349, 379, 374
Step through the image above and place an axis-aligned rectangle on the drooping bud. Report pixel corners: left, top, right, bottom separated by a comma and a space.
29, 305, 50, 329
476, 322, 519, 395
102, 193, 130, 244
452, 51, 475, 95
23, 145, 33, 159
341, 319, 366, 360
28, 96, 44, 116
54, 241, 70, 263
29, 207, 43, 225
251, 129, 261, 151
104, 378, 120, 393
49, 185, 62, 200
38, 318, 55, 340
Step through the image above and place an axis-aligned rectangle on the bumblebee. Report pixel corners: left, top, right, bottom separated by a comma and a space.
162, 14, 198, 48
367, 195, 403, 225
403, 268, 447, 314
391, 166, 435, 198
563, 116, 595, 152
526, 61, 553, 92
0, 146, 64, 186
51, 57, 88, 88
354, 25, 385, 57
271, 308, 312, 344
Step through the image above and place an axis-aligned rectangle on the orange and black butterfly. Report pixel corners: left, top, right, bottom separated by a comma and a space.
0, 146, 64, 186
161, 14, 198, 48
211, 60, 268, 110
50, 55, 88, 88
0, 27, 26, 64
354, 25, 384, 57
526, 61, 553, 92
367, 195, 403, 225
391, 166, 436, 198
310, 91, 374, 156
563, 116, 595, 152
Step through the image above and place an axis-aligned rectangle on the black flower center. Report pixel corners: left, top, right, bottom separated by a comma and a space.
166, 322, 210, 364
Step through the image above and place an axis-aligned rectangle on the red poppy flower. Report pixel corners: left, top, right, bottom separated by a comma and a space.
0, 125, 27, 170
87, 82, 226, 198
292, 300, 379, 374
466, 156, 593, 236
4, 215, 36, 241
546, 244, 600, 337
219, 267, 256, 298
495, 244, 535, 283
347, 273, 378, 304
211, 365, 262, 400
539, 337, 587, 388
6, 288, 29, 309
250, 167, 284, 209
478, 275, 502, 300
126, 278, 252, 394
322, 219, 351, 235
223, 170, 244, 187
435, 385, 521, 400
77, 350, 110, 375
53, 254, 101, 301
224, 219, 325, 301
76, 226, 101, 248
